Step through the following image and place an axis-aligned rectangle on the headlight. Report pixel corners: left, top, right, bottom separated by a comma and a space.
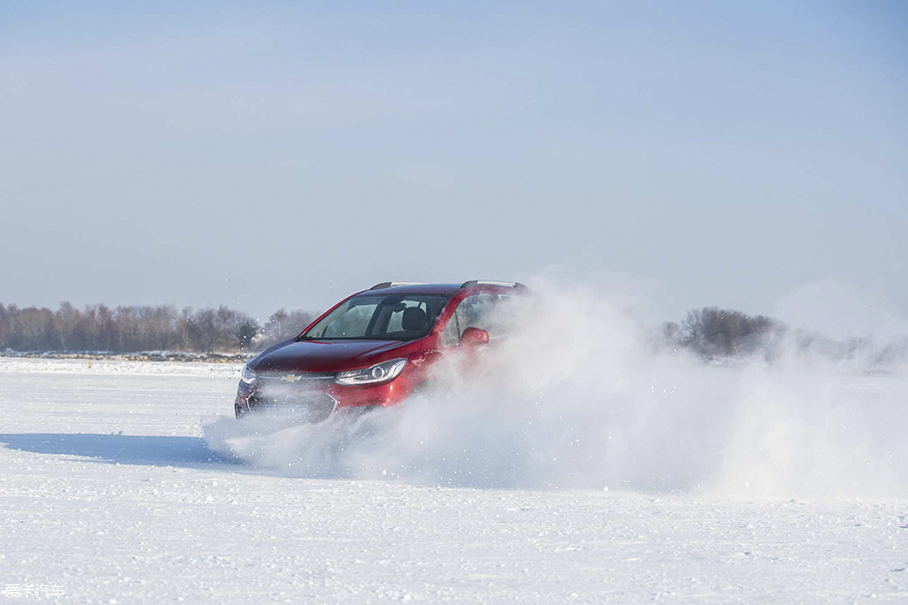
240, 365, 256, 384
336, 358, 407, 386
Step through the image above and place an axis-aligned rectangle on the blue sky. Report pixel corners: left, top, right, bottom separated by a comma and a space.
1, 1, 906, 333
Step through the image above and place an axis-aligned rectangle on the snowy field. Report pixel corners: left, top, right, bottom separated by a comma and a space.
1, 357, 907, 603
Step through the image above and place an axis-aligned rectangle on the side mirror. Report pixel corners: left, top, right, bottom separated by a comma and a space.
460, 327, 490, 346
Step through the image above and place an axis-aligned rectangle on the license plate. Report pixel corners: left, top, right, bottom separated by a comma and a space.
260, 404, 310, 418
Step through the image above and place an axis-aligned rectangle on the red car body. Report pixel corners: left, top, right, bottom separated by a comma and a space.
235, 281, 527, 421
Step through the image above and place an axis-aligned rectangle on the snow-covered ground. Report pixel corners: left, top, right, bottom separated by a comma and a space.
0, 356, 241, 378
1, 357, 907, 603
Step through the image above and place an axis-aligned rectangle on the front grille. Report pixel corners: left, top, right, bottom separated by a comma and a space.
257, 371, 337, 384
248, 390, 337, 423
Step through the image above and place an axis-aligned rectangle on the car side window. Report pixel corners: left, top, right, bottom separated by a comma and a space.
440, 309, 461, 347
441, 294, 513, 346
455, 295, 490, 335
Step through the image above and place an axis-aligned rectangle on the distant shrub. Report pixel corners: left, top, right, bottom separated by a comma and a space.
662, 307, 784, 359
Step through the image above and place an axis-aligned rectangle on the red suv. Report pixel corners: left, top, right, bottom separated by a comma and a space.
235, 281, 528, 421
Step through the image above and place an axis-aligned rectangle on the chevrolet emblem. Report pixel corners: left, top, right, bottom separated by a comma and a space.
281, 374, 301, 383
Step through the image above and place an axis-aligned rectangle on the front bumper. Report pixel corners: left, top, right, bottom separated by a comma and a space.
235, 373, 412, 421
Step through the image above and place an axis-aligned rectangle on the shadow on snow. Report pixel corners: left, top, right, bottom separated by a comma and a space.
0, 433, 239, 468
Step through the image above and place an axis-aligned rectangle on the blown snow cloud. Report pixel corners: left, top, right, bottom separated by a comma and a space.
206, 282, 908, 499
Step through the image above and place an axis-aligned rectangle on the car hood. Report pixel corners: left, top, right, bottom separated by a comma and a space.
249, 339, 417, 373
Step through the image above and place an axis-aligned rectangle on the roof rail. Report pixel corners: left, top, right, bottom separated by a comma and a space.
460, 280, 529, 292
369, 281, 425, 290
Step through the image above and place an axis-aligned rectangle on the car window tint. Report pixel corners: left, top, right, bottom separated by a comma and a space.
440, 311, 460, 347
485, 294, 517, 337
322, 303, 376, 338
452, 294, 514, 340
385, 300, 425, 333
305, 294, 449, 341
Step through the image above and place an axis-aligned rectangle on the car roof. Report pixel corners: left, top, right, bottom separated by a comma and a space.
360, 281, 529, 297
361, 283, 464, 296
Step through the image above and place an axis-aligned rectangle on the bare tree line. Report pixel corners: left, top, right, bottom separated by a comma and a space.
2, 302, 904, 369
0, 303, 315, 354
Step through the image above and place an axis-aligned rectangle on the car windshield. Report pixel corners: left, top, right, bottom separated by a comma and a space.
300, 294, 450, 341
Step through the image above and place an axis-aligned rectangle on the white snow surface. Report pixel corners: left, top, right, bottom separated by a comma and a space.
1, 357, 907, 603
0, 356, 240, 378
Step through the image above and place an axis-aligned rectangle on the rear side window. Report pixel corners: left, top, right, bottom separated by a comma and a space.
442, 294, 515, 345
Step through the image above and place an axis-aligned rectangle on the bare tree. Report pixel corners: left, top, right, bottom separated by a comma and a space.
13, 307, 55, 351
142, 305, 181, 351
255, 309, 315, 350
0, 304, 13, 350
670, 307, 782, 358
55, 302, 79, 350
